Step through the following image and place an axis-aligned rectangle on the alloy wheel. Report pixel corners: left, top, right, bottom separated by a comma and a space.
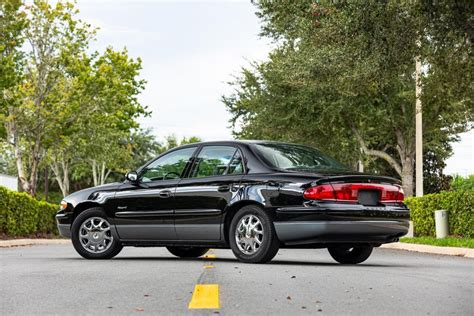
235, 214, 264, 255
79, 217, 113, 254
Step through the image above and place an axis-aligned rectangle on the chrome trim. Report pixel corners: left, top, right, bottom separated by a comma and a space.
115, 210, 173, 217
174, 209, 222, 215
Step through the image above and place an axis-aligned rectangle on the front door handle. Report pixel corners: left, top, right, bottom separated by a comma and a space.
218, 185, 230, 192
159, 190, 172, 198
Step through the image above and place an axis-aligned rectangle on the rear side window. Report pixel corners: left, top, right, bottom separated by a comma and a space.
253, 143, 349, 172
190, 146, 244, 178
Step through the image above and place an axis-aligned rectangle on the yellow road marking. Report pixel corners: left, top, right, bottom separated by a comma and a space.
188, 284, 220, 309
204, 254, 216, 259
204, 265, 215, 269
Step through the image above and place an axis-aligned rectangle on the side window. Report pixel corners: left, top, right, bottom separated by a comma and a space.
140, 147, 196, 182
191, 146, 244, 178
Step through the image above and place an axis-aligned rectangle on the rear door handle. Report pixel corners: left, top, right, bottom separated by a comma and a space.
159, 190, 172, 198
218, 185, 230, 192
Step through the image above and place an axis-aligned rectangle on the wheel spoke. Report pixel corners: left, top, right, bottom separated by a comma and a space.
234, 214, 265, 255
79, 217, 113, 254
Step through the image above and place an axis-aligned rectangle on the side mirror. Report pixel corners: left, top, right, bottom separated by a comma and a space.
125, 171, 138, 182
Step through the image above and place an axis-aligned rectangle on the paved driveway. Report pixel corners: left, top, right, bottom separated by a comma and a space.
1, 244, 472, 315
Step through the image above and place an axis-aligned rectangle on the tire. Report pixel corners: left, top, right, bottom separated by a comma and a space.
229, 205, 279, 263
166, 247, 209, 258
327, 245, 373, 264
71, 208, 123, 259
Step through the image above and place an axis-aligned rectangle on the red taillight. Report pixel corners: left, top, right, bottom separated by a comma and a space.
303, 183, 404, 203
303, 184, 336, 200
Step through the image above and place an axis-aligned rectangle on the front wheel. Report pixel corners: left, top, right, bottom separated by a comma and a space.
71, 208, 123, 259
167, 247, 209, 258
327, 245, 373, 264
229, 205, 279, 263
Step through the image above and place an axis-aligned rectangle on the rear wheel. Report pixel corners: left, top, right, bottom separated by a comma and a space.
166, 247, 209, 258
71, 208, 123, 259
229, 205, 279, 263
327, 245, 373, 264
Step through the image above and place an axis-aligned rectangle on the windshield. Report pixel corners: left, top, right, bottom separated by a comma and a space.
253, 143, 350, 172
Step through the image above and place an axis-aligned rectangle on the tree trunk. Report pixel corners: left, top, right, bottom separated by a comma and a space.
8, 116, 31, 193
91, 160, 111, 186
50, 158, 70, 197
100, 161, 106, 185
352, 125, 415, 197
91, 159, 98, 186
400, 157, 414, 197
44, 165, 49, 202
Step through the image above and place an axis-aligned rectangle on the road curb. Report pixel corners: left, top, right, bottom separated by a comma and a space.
381, 242, 474, 258
0, 239, 71, 248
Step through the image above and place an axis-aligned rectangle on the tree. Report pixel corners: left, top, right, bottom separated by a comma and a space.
47, 47, 148, 194
127, 128, 162, 170
1, 1, 95, 195
160, 135, 202, 152
224, 1, 473, 196
0, 0, 26, 177
1, 1, 150, 197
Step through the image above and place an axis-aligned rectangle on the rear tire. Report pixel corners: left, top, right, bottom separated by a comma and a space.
166, 247, 209, 258
327, 245, 373, 264
71, 208, 123, 259
229, 205, 279, 263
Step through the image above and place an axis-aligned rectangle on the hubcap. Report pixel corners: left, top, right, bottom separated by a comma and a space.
79, 217, 113, 253
235, 214, 264, 255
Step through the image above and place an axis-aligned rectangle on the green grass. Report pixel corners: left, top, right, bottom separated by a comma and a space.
400, 237, 474, 249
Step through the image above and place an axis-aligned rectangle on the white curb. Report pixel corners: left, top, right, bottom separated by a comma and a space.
0, 239, 71, 248
381, 242, 474, 258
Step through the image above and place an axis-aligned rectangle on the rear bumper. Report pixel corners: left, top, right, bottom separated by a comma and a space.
274, 220, 409, 245
273, 203, 410, 245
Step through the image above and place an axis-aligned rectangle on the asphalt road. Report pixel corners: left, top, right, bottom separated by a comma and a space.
1, 244, 473, 315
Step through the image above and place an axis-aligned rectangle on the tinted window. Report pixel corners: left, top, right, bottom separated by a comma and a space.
191, 146, 244, 178
140, 147, 196, 182
253, 143, 349, 172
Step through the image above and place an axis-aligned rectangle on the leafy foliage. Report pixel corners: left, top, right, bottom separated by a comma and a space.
450, 175, 474, 192
0, 186, 58, 237
404, 190, 474, 238
224, 1, 474, 196
0, 1, 152, 197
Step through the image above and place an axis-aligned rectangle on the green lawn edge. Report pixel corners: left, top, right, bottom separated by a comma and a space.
400, 237, 474, 249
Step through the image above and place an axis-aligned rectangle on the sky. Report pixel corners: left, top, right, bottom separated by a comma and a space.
74, 0, 472, 176
77, 0, 272, 142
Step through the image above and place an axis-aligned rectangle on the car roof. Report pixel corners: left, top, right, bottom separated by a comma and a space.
175, 139, 293, 148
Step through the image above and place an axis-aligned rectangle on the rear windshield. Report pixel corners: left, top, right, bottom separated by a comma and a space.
253, 143, 349, 172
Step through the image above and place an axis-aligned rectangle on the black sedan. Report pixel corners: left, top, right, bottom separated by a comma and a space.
56, 140, 409, 264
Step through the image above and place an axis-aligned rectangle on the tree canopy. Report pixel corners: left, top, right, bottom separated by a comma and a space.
0, 1, 201, 199
223, 0, 473, 196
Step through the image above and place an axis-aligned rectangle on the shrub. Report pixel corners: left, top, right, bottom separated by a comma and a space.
0, 186, 59, 237
404, 190, 474, 238
450, 175, 474, 191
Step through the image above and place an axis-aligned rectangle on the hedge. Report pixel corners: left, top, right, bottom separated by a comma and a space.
0, 186, 59, 237
404, 190, 474, 238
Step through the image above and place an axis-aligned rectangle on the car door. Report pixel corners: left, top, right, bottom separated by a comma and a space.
112, 146, 197, 241
174, 145, 245, 240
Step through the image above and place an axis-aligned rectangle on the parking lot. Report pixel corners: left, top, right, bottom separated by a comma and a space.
1, 244, 472, 315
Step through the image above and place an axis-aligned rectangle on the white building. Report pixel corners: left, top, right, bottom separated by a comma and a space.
0, 174, 18, 191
